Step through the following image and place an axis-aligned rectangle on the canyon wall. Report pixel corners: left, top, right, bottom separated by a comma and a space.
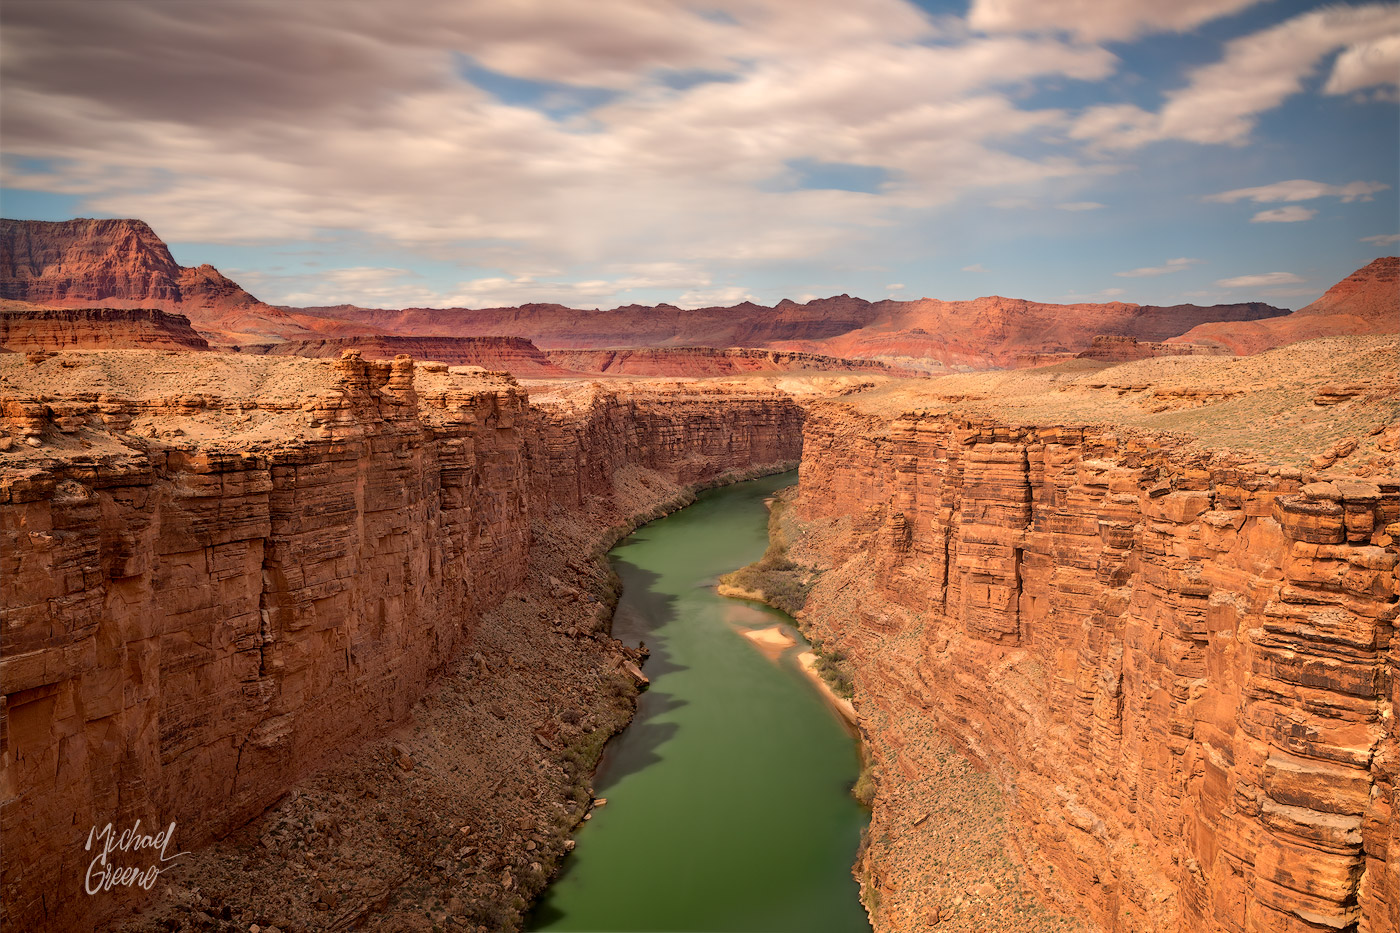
792, 402, 1397, 933
0, 308, 211, 352
242, 334, 568, 376
542, 346, 906, 377
0, 354, 803, 932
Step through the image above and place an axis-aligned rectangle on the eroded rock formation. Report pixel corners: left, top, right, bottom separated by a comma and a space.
1075, 335, 1230, 362
789, 398, 1398, 932
0, 308, 210, 352
0, 351, 803, 932
543, 345, 912, 376
242, 334, 568, 376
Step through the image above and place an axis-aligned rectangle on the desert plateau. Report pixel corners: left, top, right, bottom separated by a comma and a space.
2, 3, 1398, 933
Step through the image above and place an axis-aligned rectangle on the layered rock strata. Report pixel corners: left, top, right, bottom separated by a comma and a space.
1075, 335, 1230, 362
0, 308, 211, 352
242, 334, 568, 376
543, 346, 910, 377
0, 351, 803, 932
790, 401, 1398, 933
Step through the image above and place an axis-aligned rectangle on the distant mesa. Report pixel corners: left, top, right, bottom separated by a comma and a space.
0, 307, 210, 352
240, 334, 570, 376
542, 346, 915, 376
0, 217, 376, 345
2, 217, 1393, 370
1074, 334, 1230, 362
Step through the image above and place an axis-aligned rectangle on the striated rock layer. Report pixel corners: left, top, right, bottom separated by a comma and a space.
241, 333, 568, 375
0, 351, 803, 932
543, 345, 915, 377
0, 308, 210, 352
790, 399, 1398, 933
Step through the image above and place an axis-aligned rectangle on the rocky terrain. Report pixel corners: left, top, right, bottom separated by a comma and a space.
0, 350, 803, 932
0, 308, 210, 352
1173, 257, 1400, 355
1074, 335, 1230, 362
776, 335, 1399, 932
543, 345, 915, 377
239, 335, 569, 376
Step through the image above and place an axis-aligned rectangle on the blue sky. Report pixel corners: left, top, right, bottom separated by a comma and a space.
2, 0, 1397, 311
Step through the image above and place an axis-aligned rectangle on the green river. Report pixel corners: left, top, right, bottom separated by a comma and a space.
529, 472, 872, 933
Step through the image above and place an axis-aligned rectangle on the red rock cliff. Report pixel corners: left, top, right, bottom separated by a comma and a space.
242, 334, 568, 376
792, 402, 1397, 933
0, 308, 211, 351
0, 354, 803, 932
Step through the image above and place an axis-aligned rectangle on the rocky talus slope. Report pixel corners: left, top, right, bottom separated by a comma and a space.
0, 307, 211, 351
0, 350, 802, 932
784, 337, 1399, 932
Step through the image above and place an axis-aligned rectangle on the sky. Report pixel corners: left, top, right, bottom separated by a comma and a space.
1, 0, 1397, 311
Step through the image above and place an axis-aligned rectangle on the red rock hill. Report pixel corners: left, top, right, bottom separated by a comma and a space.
1172, 256, 1399, 354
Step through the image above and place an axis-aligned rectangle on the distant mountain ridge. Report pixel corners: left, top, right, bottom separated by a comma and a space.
3, 217, 1389, 367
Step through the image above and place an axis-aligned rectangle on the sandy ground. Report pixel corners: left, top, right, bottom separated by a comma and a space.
738, 623, 798, 660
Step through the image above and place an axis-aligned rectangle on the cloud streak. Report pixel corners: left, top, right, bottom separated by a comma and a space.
1115, 257, 1201, 278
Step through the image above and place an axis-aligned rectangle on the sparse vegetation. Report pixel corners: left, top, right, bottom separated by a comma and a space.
718, 491, 818, 615
852, 762, 877, 808
813, 643, 855, 699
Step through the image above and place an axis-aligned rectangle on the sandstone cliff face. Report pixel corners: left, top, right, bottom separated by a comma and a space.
0, 219, 374, 345
0, 308, 211, 351
543, 346, 908, 377
792, 403, 1398, 933
0, 353, 803, 932
243, 334, 567, 376
0, 219, 186, 305
1075, 335, 1230, 362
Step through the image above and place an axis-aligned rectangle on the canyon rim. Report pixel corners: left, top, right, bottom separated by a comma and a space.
3, 2, 1400, 932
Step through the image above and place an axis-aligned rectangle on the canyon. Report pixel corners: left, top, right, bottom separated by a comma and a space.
1, 216, 1398, 933
0, 349, 803, 931
2, 333, 1394, 932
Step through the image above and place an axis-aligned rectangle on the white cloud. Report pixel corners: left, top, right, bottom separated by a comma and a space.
1361, 233, 1400, 246
961, 264, 988, 273
1250, 206, 1317, 223
885, 282, 906, 290
0, 0, 1125, 293
1216, 272, 1305, 288
1056, 201, 1104, 211
967, 0, 1264, 42
1115, 257, 1201, 278
1324, 34, 1400, 95
1073, 5, 1400, 150
675, 285, 758, 308
1206, 179, 1389, 203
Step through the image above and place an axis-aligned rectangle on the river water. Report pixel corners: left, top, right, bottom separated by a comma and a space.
529, 472, 872, 932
